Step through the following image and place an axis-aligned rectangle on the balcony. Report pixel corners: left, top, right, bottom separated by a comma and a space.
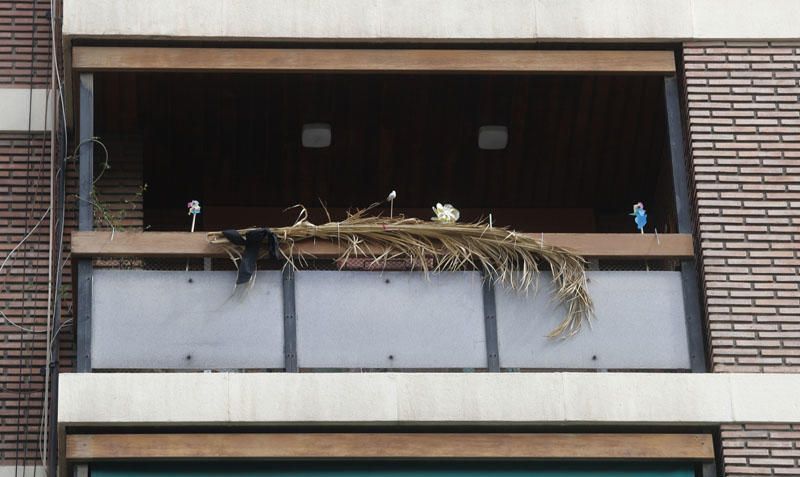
66, 49, 705, 374
72, 230, 700, 372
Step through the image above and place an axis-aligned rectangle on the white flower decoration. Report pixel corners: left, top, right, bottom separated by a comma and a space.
187, 200, 201, 215
431, 203, 460, 224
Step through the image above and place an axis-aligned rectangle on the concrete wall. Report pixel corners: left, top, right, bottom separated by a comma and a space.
58, 372, 800, 426
63, 0, 800, 42
0, 88, 52, 132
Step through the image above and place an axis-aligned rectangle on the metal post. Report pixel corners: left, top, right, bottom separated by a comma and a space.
702, 462, 718, 477
664, 76, 707, 373
76, 74, 94, 372
282, 266, 298, 372
481, 272, 500, 372
78, 74, 93, 232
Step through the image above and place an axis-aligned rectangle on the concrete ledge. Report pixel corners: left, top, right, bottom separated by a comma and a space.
63, 0, 800, 42
58, 372, 800, 426
0, 88, 52, 132
0, 467, 45, 477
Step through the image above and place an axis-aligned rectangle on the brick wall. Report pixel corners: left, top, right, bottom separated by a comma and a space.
3, 10, 800, 474
1, 0, 143, 463
721, 424, 800, 475
0, 133, 51, 463
683, 41, 800, 477
0, 0, 55, 466
0, 0, 52, 86
684, 41, 800, 371
92, 134, 144, 232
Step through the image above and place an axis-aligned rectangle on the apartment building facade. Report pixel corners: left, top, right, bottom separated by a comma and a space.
2, 2, 800, 477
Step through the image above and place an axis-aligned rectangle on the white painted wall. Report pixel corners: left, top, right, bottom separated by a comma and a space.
62, 0, 800, 42
0, 88, 52, 132
59, 372, 800, 426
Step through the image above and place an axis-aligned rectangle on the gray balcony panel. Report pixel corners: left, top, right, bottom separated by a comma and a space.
295, 271, 487, 369
91, 270, 284, 369
91, 269, 689, 371
496, 271, 690, 370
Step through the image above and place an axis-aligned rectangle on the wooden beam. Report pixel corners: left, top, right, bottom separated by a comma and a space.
72, 47, 676, 74
71, 231, 694, 259
66, 433, 714, 461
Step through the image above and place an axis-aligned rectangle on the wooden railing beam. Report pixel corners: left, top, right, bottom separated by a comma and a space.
71, 231, 693, 259
72, 47, 676, 74
66, 432, 714, 461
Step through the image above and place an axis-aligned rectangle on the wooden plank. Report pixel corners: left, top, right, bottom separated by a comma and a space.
72, 47, 676, 74
66, 433, 713, 461
71, 232, 221, 258
71, 231, 693, 259
536, 232, 694, 258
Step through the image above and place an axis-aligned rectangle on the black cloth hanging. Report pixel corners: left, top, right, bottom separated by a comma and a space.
221, 228, 280, 285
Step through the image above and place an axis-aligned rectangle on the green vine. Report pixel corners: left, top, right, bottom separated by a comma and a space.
89, 182, 148, 232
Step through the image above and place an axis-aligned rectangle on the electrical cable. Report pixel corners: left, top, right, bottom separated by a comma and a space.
14, 0, 41, 473
0, 208, 51, 279
42, 0, 70, 472
14, 0, 50, 477
41, 0, 60, 471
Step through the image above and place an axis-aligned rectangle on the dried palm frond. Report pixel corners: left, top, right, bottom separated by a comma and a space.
207, 205, 593, 338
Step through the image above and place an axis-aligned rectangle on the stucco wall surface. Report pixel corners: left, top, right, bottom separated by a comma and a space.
59, 372, 800, 426
62, 0, 800, 42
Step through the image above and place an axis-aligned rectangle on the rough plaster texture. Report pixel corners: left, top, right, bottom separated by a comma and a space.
63, 0, 800, 42
59, 372, 800, 426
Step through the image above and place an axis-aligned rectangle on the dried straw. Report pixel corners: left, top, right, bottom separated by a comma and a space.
208, 205, 593, 338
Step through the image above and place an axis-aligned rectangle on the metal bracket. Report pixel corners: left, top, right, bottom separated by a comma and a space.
481, 272, 501, 372
76, 73, 94, 373
702, 461, 718, 477
78, 74, 94, 232
76, 259, 93, 372
282, 266, 298, 372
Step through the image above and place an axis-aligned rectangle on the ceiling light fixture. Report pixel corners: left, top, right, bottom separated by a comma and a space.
302, 123, 332, 148
478, 125, 508, 150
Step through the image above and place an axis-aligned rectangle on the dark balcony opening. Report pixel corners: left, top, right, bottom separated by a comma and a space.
92, 72, 675, 234
80, 67, 700, 373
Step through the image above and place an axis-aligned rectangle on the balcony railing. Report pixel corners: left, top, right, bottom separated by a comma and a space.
71, 231, 699, 372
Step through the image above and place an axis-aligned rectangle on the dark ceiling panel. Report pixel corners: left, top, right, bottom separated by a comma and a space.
94, 72, 672, 232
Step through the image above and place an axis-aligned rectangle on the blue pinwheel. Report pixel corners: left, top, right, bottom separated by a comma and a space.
630, 202, 647, 233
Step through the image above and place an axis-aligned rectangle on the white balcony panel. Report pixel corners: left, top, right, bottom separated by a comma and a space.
497, 271, 690, 370
295, 271, 487, 369
91, 270, 284, 369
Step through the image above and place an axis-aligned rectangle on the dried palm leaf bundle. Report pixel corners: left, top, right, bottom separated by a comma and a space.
207, 205, 593, 338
